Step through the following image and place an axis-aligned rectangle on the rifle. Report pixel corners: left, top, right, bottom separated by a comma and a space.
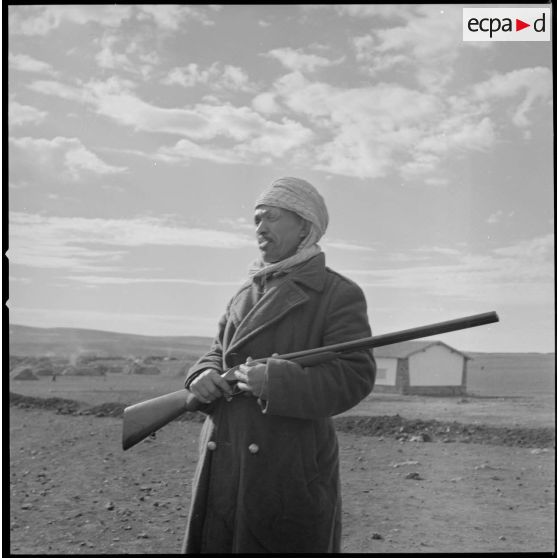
122, 311, 499, 450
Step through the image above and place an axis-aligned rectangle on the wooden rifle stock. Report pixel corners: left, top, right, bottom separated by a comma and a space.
122, 311, 499, 450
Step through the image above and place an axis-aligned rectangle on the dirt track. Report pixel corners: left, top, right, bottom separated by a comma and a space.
9, 399, 556, 554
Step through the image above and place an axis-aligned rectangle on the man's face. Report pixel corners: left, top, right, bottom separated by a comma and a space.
254, 205, 308, 263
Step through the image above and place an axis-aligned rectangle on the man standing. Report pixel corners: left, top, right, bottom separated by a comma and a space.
182, 177, 376, 553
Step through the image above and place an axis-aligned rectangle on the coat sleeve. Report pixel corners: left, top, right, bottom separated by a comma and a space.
261, 279, 376, 419
184, 310, 228, 390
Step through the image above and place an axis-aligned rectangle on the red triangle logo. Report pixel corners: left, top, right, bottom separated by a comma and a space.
516, 18, 530, 31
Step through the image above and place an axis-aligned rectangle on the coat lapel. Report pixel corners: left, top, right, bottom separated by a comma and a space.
226, 253, 328, 358
228, 281, 258, 330
226, 278, 309, 357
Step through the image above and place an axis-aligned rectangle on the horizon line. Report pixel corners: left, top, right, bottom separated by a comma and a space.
8, 321, 556, 356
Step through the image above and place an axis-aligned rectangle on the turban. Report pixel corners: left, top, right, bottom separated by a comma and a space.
254, 177, 329, 239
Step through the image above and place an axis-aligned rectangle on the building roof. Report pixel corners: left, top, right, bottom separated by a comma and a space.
373, 340, 470, 359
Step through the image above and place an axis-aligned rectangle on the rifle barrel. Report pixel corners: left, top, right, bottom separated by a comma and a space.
121, 310, 499, 450
270, 311, 499, 363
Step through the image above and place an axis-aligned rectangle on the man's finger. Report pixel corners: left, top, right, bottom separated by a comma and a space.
237, 364, 253, 375
214, 375, 233, 396
234, 369, 248, 382
235, 381, 252, 392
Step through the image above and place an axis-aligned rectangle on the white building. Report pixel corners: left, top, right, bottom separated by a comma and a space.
373, 340, 470, 396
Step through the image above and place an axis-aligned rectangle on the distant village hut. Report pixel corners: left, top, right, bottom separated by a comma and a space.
104, 363, 126, 374
373, 341, 470, 396
125, 362, 161, 375
34, 365, 55, 377
13, 367, 39, 381
62, 365, 106, 376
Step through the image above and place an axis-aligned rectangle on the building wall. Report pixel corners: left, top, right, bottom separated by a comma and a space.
373, 357, 398, 387
408, 345, 464, 387
397, 358, 410, 394
406, 385, 464, 396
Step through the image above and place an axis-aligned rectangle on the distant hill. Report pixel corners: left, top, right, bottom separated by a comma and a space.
9, 324, 213, 360
8, 324, 556, 397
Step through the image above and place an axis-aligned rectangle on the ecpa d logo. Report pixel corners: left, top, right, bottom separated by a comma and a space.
463, 7, 550, 41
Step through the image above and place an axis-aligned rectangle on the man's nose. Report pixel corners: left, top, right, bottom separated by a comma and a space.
256, 220, 267, 234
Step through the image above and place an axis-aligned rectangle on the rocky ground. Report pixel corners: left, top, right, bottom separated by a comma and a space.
9, 393, 556, 554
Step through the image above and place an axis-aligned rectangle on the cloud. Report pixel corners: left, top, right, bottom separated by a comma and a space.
30, 77, 311, 151
8, 4, 216, 35
156, 111, 313, 164
28, 76, 313, 164
266, 63, 529, 181
352, 35, 409, 73
342, 235, 554, 305
245, 9, 546, 182
136, 4, 216, 29
345, 5, 489, 93
333, 5, 408, 20
163, 62, 255, 92
27, 79, 88, 102
64, 143, 128, 178
156, 138, 244, 165
8, 101, 47, 127
323, 241, 375, 252
8, 52, 57, 74
9, 212, 254, 271
265, 47, 343, 73
273, 72, 444, 178
372, 6, 461, 60
492, 235, 553, 260
472, 67, 552, 127
29, 77, 208, 135
64, 275, 241, 287
93, 34, 161, 79
9, 275, 32, 285
251, 92, 281, 115
153, 103, 314, 160
487, 211, 504, 225
414, 116, 496, 155
9, 136, 128, 180
95, 34, 135, 72
25, 61, 549, 183
164, 64, 213, 88
219, 65, 254, 92
9, 214, 125, 272
486, 210, 515, 225
8, 4, 132, 35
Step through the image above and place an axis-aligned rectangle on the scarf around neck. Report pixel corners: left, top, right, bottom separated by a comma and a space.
248, 244, 321, 281
247, 220, 323, 281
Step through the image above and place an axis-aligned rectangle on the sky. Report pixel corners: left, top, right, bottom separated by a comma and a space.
7, 4, 555, 353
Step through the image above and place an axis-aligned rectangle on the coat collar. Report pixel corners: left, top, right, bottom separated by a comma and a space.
226, 253, 327, 357
288, 252, 327, 292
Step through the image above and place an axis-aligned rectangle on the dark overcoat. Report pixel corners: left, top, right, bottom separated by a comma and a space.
182, 253, 376, 553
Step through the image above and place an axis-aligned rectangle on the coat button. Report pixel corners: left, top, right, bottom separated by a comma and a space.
248, 443, 259, 454
207, 441, 217, 451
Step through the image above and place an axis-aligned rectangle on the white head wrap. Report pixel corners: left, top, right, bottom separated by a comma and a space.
254, 176, 329, 241
249, 177, 329, 279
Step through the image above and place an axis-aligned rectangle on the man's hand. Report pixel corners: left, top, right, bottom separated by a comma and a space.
189, 369, 233, 404
234, 356, 270, 399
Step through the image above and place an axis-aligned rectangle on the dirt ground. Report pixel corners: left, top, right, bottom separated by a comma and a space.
9, 401, 556, 554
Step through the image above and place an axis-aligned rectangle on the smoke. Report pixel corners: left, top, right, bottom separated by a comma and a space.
68, 347, 88, 366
